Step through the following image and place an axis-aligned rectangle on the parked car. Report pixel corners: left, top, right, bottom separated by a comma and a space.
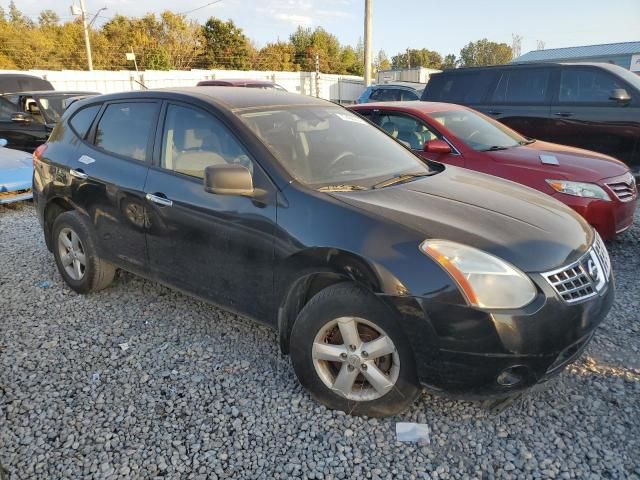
197, 79, 287, 91
356, 82, 425, 103
0, 139, 33, 204
349, 101, 637, 240
0, 91, 98, 152
34, 88, 613, 416
0, 73, 53, 94
422, 63, 640, 178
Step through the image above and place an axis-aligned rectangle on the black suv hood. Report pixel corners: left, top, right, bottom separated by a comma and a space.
331, 166, 592, 272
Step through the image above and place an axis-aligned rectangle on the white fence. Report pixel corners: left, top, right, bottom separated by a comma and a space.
1, 69, 366, 104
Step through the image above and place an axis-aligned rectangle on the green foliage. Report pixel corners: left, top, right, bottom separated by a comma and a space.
256, 42, 298, 71
442, 54, 457, 69
458, 39, 512, 67
391, 48, 443, 69
200, 18, 254, 70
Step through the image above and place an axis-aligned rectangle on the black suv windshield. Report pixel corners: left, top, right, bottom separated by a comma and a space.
431, 109, 527, 151
240, 106, 430, 188
34, 94, 80, 123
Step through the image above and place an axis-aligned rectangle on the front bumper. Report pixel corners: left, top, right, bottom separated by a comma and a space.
553, 191, 637, 241
384, 272, 614, 399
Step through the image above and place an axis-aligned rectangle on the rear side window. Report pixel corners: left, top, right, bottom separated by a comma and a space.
491, 69, 551, 104
370, 88, 400, 101
94, 102, 158, 161
399, 90, 419, 101
424, 72, 496, 104
559, 68, 626, 103
0, 97, 16, 121
69, 104, 101, 139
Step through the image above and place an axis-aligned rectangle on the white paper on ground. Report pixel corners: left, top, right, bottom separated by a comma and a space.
396, 422, 430, 443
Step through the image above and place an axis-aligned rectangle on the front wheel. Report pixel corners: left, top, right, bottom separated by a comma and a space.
289, 282, 421, 417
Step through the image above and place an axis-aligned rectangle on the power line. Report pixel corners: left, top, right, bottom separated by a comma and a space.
178, 0, 223, 16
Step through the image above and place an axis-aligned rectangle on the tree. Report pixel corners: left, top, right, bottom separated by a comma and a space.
442, 54, 457, 69
8, 1, 32, 27
374, 50, 391, 72
255, 42, 297, 71
391, 48, 442, 69
458, 39, 512, 67
38, 10, 59, 27
200, 18, 254, 70
290, 26, 343, 73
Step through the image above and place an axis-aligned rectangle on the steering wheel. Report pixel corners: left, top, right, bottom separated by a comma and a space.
326, 151, 357, 176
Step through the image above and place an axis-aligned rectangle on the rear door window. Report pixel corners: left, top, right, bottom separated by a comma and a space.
94, 102, 159, 161
558, 68, 627, 104
370, 88, 401, 101
399, 89, 419, 101
491, 68, 551, 104
69, 104, 101, 139
424, 72, 496, 103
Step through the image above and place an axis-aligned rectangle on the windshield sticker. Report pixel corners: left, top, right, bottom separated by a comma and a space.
335, 113, 367, 125
78, 155, 96, 165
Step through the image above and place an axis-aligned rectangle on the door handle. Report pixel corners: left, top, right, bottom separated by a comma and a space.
553, 112, 574, 117
69, 169, 88, 180
145, 193, 173, 207
487, 110, 502, 116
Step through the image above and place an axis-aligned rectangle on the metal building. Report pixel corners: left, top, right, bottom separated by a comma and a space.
512, 41, 640, 73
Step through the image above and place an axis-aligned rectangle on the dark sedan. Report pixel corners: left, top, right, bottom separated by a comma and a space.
33, 88, 613, 416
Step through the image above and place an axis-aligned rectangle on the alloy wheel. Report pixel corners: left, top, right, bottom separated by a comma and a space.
312, 316, 400, 401
57, 227, 86, 281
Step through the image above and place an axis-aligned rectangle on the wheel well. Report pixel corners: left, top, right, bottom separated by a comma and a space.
43, 198, 73, 251
278, 272, 354, 355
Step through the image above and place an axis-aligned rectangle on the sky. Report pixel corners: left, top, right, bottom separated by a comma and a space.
13, 0, 640, 59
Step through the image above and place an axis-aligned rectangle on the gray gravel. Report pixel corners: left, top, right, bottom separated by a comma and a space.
1, 201, 639, 479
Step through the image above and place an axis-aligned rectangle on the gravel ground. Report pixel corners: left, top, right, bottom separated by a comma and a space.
1, 201, 639, 480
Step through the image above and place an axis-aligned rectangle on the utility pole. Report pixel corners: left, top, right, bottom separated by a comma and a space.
364, 0, 372, 86
315, 53, 320, 98
79, 0, 93, 70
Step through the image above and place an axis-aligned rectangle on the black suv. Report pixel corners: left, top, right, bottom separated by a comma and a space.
422, 62, 640, 177
34, 88, 613, 416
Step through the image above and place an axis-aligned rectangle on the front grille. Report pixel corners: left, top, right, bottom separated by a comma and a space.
542, 232, 611, 304
606, 174, 636, 202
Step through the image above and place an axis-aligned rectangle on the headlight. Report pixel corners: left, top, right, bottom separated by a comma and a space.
546, 179, 610, 201
420, 240, 537, 309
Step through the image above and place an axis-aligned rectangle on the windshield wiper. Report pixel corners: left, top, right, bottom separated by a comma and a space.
372, 172, 434, 189
317, 184, 368, 192
480, 145, 510, 152
519, 138, 536, 145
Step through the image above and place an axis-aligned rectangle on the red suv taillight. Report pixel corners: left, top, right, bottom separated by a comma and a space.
33, 144, 47, 167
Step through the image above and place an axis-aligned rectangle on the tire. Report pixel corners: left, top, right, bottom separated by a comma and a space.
52, 211, 116, 294
289, 282, 421, 417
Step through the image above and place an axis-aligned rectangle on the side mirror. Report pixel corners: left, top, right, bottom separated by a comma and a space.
0, 139, 7, 147
610, 88, 631, 103
423, 139, 452, 154
11, 112, 32, 124
204, 164, 254, 196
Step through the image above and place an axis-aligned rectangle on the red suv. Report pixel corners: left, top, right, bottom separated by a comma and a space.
349, 102, 637, 240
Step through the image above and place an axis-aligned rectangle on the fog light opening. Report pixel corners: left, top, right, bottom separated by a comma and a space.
496, 366, 529, 387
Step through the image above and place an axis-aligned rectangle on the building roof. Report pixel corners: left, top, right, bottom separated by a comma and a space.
513, 41, 640, 63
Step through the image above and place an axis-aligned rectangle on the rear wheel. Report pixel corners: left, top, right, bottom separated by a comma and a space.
52, 211, 116, 294
289, 282, 420, 417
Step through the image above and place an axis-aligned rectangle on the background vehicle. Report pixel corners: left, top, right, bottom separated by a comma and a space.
196, 79, 287, 91
350, 101, 637, 240
422, 63, 640, 178
0, 73, 53, 94
34, 88, 612, 417
0, 139, 33, 204
0, 91, 98, 152
356, 82, 425, 103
